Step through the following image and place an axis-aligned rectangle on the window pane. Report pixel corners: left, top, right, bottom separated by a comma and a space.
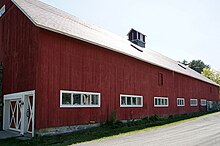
137, 98, 141, 105
178, 99, 180, 105
73, 94, 81, 105
91, 95, 99, 105
82, 94, 90, 105
162, 99, 165, 105
121, 96, 126, 105
140, 34, 143, 41
62, 93, 71, 105
132, 98, 137, 105
165, 99, 167, 105
158, 98, 161, 105
132, 32, 134, 39
127, 97, 131, 105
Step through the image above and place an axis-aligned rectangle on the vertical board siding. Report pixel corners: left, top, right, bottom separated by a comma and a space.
1, 6, 38, 94
35, 29, 219, 129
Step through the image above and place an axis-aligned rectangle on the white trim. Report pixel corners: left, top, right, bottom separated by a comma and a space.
4, 90, 35, 100
120, 94, 143, 108
32, 92, 35, 137
177, 98, 185, 106
60, 90, 101, 108
200, 99, 207, 106
190, 99, 198, 106
154, 97, 169, 107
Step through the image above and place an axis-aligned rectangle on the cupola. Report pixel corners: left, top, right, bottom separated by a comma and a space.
127, 28, 146, 48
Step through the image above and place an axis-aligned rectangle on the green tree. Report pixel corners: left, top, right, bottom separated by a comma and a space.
188, 60, 210, 73
180, 60, 189, 66
202, 68, 220, 85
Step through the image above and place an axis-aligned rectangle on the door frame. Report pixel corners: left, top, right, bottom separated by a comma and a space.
0, 65, 2, 130
3, 90, 35, 137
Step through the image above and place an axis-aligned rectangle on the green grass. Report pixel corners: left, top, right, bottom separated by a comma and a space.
0, 111, 218, 146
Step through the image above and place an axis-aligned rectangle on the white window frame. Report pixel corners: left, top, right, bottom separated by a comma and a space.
177, 98, 185, 106
154, 97, 169, 107
60, 90, 101, 108
200, 99, 207, 106
190, 99, 198, 106
120, 94, 143, 107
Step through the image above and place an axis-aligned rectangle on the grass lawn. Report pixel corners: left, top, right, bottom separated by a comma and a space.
0, 111, 218, 146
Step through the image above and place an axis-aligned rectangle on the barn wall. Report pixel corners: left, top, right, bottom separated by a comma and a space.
0, 5, 38, 95
36, 29, 219, 129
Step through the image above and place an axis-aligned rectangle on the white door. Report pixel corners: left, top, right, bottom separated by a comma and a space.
3, 91, 35, 137
23, 94, 34, 135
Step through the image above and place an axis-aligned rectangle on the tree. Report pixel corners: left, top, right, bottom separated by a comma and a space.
180, 60, 189, 66
188, 60, 210, 73
179, 59, 210, 73
202, 68, 220, 85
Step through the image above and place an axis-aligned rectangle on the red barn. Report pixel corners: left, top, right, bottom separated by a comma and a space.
0, 0, 219, 137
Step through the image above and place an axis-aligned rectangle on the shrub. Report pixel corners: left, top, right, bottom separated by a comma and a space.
149, 115, 161, 122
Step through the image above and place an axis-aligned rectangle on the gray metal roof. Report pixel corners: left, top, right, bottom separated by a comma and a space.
12, 0, 219, 86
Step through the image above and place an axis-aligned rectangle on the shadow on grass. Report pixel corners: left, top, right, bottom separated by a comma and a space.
0, 111, 218, 146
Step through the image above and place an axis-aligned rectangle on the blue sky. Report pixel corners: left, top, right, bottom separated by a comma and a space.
40, 0, 220, 70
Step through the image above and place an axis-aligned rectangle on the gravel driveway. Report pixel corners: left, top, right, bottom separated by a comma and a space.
75, 112, 220, 146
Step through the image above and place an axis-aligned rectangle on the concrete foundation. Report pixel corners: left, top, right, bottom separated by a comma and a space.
36, 123, 100, 136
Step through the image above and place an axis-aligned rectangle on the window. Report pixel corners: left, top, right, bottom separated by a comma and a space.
60, 90, 100, 108
177, 98, 185, 106
158, 72, 164, 86
140, 34, 144, 41
131, 32, 134, 40
200, 99, 207, 106
190, 99, 198, 106
154, 97, 168, 107
137, 32, 144, 42
120, 94, 143, 107
0, 5, 5, 17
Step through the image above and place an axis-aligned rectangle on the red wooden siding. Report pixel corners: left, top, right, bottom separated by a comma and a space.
35, 28, 219, 129
0, 5, 38, 94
